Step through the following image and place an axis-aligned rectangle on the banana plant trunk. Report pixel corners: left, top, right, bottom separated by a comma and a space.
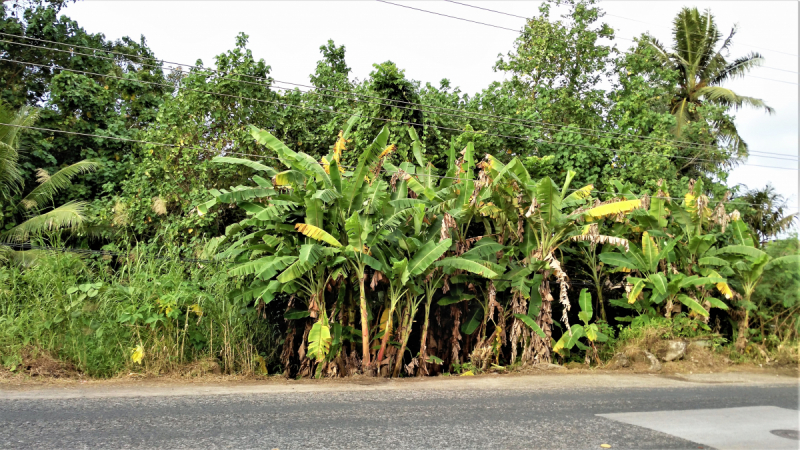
376, 308, 394, 372
532, 278, 553, 363
358, 270, 371, 370
735, 292, 752, 352
392, 299, 413, 377
417, 296, 434, 376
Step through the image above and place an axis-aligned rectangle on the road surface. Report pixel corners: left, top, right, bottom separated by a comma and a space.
0, 372, 797, 449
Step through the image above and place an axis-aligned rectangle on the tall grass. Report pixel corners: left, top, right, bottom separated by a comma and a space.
0, 245, 281, 377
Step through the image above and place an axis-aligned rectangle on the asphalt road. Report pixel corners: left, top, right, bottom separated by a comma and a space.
0, 376, 797, 449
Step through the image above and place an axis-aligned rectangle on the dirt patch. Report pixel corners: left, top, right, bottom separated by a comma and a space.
0, 347, 81, 379
177, 357, 222, 377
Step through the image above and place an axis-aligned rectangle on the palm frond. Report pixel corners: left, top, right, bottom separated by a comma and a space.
709, 52, 764, 85
5, 201, 88, 242
19, 160, 100, 211
0, 103, 39, 202
696, 87, 774, 114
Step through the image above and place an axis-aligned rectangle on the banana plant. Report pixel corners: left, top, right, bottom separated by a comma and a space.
492, 163, 642, 362
599, 231, 731, 319
702, 218, 800, 351
552, 289, 608, 361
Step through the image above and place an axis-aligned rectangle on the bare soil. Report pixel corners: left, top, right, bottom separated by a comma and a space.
1, 343, 796, 392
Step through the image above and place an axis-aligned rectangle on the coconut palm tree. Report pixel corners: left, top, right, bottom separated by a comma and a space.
648, 7, 774, 154
737, 184, 798, 245
0, 102, 100, 245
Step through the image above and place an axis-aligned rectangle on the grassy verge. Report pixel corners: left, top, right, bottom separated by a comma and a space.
0, 248, 281, 378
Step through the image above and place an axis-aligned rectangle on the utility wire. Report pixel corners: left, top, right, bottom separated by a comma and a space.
378, 1, 798, 82
445, 0, 799, 62
2, 62, 794, 172
2, 122, 794, 209
4, 55, 795, 165
5, 39, 795, 161
2, 34, 794, 159
375, 0, 519, 32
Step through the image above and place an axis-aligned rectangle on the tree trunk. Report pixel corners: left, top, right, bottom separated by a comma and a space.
376, 306, 393, 376
532, 279, 553, 363
357, 271, 371, 370
417, 295, 433, 376
735, 308, 750, 352
392, 302, 413, 377
594, 279, 606, 322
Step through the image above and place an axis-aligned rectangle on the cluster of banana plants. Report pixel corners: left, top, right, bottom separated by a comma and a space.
197, 123, 786, 377
591, 178, 799, 350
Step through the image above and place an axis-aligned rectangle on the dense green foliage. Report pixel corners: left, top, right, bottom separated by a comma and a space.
0, 0, 796, 377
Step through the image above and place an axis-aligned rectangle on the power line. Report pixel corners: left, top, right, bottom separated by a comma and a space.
2, 34, 794, 159
6, 55, 796, 166
444, 1, 799, 61
8, 37, 725, 155
3, 122, 795, 209
375, 0, 519, 32
383, 1, 797, 81
2, 65, 793, 172
443, 0, 527, 19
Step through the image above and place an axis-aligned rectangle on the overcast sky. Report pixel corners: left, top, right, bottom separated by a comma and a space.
63, 1, 799, 217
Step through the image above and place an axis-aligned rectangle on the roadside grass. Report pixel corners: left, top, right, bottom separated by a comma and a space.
0, 246, 281, 378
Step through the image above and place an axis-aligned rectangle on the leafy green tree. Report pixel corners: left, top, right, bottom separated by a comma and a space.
1, 0, 166, 208
494, 0, 615, 190
751, 236, 800, 344
704, 219, 799, 351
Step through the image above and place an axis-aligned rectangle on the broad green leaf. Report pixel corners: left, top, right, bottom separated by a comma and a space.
284, 309, 310, 320
563, 184, 593, 207
585, 323, 598, 342
273, 170, 306, 187
688, 234, 716, 257
627, 278, 646, 304
648, 273, 668, 295
566, 324, 586, 349
678, 294, 709, 317
730, 219, 755, 247
717, 245, 766, 260
642, 231, 659, 272
307, 318, 332, 362
706, 297, 729, 310
249, 126, 298, 162
460, 306, 482, 335
408, 126, 426, 166
311, 189, 342, 204
438, 294, 475, 306
535, 177, 561, 225
435, 257, 498, 279
229, 256, 296, 278
211, 156, 277, 176
764, 254, 800, 271
408, 239, 452, 276
514, 313, 546, 339
699, 256, 729, 266
295, 223, 342, 247
599, 252, 639, 270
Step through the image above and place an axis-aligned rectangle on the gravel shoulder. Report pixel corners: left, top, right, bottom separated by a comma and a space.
1, 370, 796, 400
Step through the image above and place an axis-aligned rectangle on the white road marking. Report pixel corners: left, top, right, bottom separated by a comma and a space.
599, 406, 799, 450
